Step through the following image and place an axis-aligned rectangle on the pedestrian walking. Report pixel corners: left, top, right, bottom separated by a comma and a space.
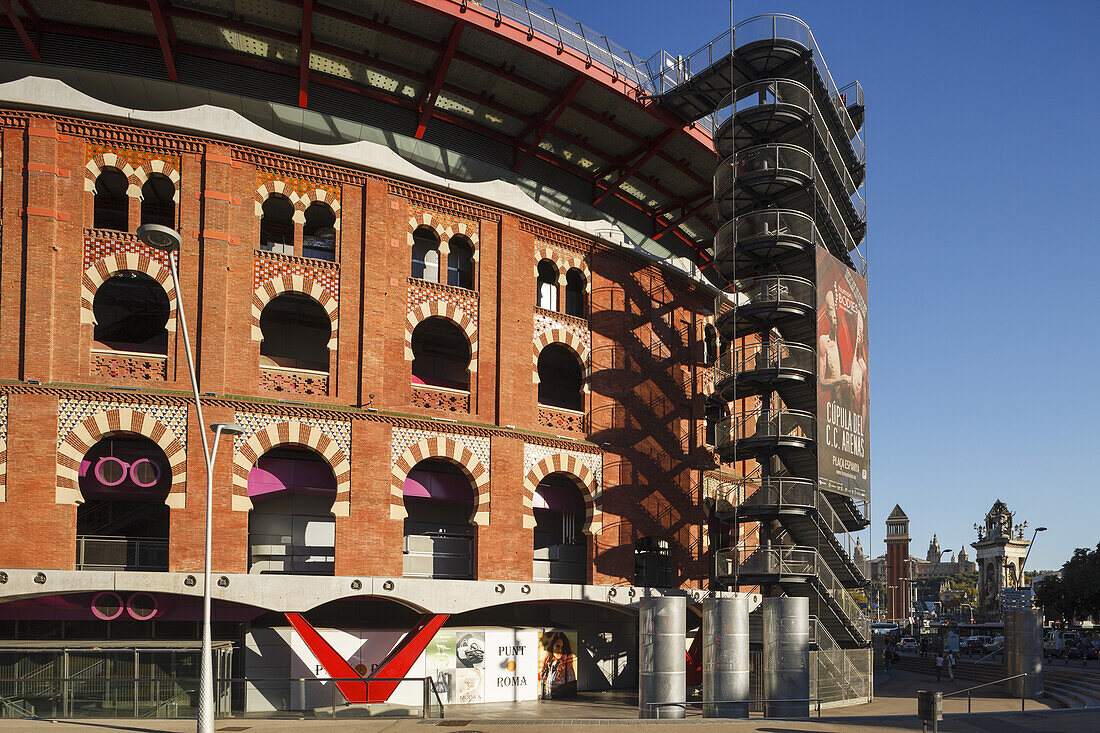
935, 652, 944, 682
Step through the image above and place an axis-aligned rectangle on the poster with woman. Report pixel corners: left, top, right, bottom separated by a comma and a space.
538, 630, 578, 699
816, 247, 869, 501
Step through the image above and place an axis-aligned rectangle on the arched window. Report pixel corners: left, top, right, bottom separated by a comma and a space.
93, 168, 130, 231
76, 434, 171, 571
533, 473, 587, 584
403, 458, 476, 580
447, 236, 474, 290
259, 293, 330, 372
537, 259, 558, 311
140, 174, 175, 228
302, 202, 337, 261
260, 195, 294, 254
411, 227, 440, 283
564, 269, 586, 317
538, 344, 584, 411
92, 272, 170, 355
411, 317, 470, 391
248, 446, 337, 575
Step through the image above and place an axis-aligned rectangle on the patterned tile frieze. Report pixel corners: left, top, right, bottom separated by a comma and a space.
84, 232, 172, 271
57, 399, 188, 449
253, 253, 340, 304
523, 443, 602, 495
232, 411, 351, 459
534, 309, 590, 354
407, 280, 478, 330
390, 427, 489, 471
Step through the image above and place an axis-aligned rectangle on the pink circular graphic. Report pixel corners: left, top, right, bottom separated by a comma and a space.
129, 458, 161, 488
126, 592, 158, 621
94, 457, 128, 486
90, 591, 124, 620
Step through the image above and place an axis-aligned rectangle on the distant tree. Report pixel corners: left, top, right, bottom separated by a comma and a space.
1035, 544, 1100, 624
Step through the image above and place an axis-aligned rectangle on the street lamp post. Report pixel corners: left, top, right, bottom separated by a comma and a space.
137, 224, 246, 733
1018, 526, 1048, 589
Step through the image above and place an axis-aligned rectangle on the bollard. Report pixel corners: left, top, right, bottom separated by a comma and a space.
917, 690, 943, 732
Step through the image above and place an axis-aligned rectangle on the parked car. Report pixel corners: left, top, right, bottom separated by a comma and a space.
1086, 641, 1100, 661
1067, 641, 1091, 659
897, 637, 918, 653
983, 636, 1005, 654
963, 635, 992, 654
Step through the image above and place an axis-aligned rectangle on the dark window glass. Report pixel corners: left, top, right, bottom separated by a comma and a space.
411, 318, 470, 390
259, 293, 330, 371
537, 344, 583, 411
92, 272, 170, 354
302, 202, 337, 261
94, 168, 129, 230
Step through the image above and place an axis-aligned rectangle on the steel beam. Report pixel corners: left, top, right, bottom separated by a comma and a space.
594, 127, 678, 205
513, 75, 585, 171
0, 0, 40, 61
147, 0, 178, 82
298, 0, 313, 107
415, 21, 464, 139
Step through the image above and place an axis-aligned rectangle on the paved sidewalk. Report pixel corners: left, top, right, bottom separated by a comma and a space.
0, 669, 1093, 732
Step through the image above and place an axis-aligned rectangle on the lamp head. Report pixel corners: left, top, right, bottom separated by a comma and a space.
1036, 526, 1048, 532
211, 422, 247, 437
136, 223, 182, 252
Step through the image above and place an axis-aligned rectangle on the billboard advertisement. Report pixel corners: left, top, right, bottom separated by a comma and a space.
816, 248, 869, 500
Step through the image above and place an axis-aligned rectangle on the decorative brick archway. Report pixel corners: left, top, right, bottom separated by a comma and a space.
81, 253, 178, 333
231, 421, 352, 515
255, 181, 342, 230
252, 273, 339, 348
532, 328, 590, 389
523, 454, 601, 534
56, 409, 186, 506
407, 213, 480, 257
404, 302, 478, 372
390, 436, 489, 524
84, 154, 180, 199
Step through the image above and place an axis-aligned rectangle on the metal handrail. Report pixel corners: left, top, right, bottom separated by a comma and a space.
715, 275, 816, 318
941, 672, 1030, 714
712, 340, 816, 384
716, 81, 864, 202
716, 407, 816, 446
645, 697, 824, 717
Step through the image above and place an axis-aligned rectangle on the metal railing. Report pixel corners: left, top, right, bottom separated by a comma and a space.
942, 673, 1030, 714
0, 675, 443, 720
715, 275, 816, 317
713, 340, 816, 384
721, 544, 869, 640
714, 209, 820, 261
716, 407, 816, 448
644, 697, 823, 717
75, 536, 168, 571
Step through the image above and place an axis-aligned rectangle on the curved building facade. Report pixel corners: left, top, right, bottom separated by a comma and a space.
0, 0, 867, 715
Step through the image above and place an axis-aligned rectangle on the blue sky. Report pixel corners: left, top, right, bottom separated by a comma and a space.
548, 0, 1100, 571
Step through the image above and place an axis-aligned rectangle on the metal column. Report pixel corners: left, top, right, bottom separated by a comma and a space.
638, 596, 686, 719
1005, 609, 1043, 697
763, 596, 810, 717
702, 595, 750, 717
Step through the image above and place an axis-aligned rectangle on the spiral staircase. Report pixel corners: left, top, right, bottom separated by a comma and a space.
657, 15, 870, 653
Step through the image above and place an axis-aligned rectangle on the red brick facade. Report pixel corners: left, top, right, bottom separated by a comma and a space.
0, 110, 735, 589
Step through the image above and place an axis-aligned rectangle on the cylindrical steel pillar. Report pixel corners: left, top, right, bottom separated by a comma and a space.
763, 596, 810, 717
1005, 609, 1043, 697
702, 595, 751, 717
639, 596, 686, 719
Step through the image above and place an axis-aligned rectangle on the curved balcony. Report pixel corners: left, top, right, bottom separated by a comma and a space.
714, 275, 815, 343
714, 80, 865, 195
731, 15, 865, 164
712, 340, 815, 408
714, 144, 813, 216
715, 406, 816, 476
713, 79, 812, 154
712, 210, 818, 281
